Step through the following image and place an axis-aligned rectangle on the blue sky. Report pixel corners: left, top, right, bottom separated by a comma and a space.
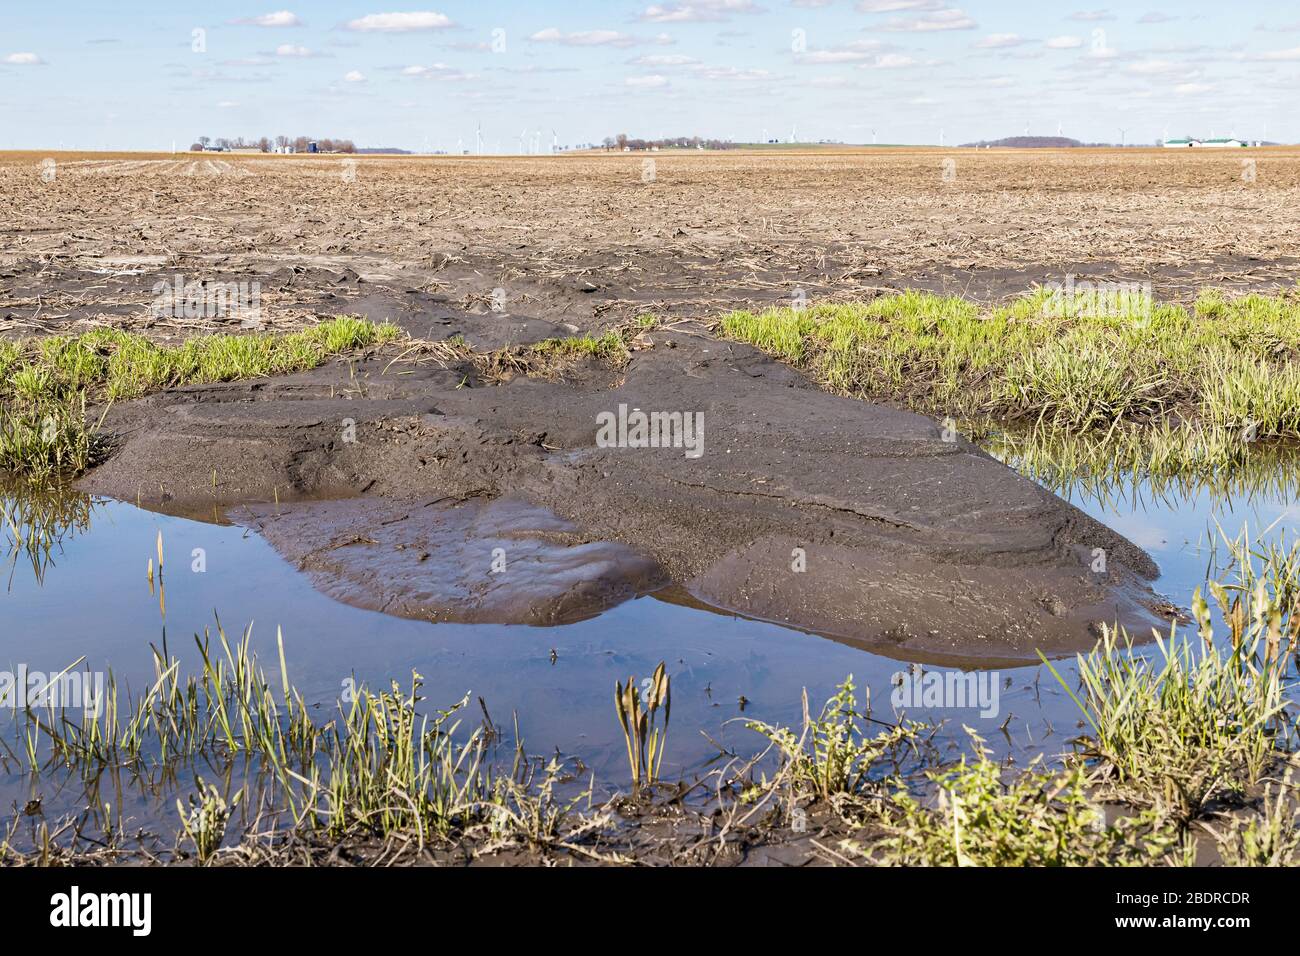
1, 1, 1298, 150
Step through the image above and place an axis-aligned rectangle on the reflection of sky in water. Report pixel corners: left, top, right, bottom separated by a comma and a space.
1057, 480, 1300, 610
2, 467, 1299, 827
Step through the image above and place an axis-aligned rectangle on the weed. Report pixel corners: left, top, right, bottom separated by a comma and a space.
1208, 772, 1300, 866
614, 662, 671, 788
871, 732, 1183, 866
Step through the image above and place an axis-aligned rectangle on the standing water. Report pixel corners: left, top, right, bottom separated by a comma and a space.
3, 452, 1299, 835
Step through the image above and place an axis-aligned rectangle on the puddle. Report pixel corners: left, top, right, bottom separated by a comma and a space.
3, 457, 1300, 837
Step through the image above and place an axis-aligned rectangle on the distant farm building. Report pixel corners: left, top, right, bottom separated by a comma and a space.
1163, 137, 1247, 148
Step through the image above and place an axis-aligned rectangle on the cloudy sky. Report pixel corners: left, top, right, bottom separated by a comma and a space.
1, 1, 1297, 150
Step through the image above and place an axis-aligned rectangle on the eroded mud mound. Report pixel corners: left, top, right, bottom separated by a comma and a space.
79, 329, 1167, 661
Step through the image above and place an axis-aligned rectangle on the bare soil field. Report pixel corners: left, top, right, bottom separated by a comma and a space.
5, 147, 1300, 340
3, 148, 1297, 659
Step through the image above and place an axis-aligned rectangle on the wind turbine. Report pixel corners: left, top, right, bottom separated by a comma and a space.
789, 122, 797, 144
475, 123, 483, 155
518, 128, 528, 154
455, 136, 464, 154
871, 128, 877, 145
551, 129, 558, 153
1056, 120, 1063, 137
1119, 127, 1128, 147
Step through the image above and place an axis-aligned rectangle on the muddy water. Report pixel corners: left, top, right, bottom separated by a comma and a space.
2, 464, 1299, 830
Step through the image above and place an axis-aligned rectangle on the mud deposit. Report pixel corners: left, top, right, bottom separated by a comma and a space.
77, 333, 1165, 659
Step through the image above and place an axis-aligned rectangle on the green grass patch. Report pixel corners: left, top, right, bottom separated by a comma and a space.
718, 288, 1300, 475
0, 317, 400, 482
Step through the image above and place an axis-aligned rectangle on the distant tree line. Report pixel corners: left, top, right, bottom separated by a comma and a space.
187, 135, 357, 153
601, 134, 737, 151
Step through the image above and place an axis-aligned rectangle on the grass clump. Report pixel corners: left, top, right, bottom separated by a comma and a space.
718, 288, 1300, 474
531, 330, 630, 363
744, 677, 930, 827
0, 395, 98, 484
12, 616, 605, 861
1042, 527, 1299, 825
1045, 628, 1287, 824
0, 317, 400, 481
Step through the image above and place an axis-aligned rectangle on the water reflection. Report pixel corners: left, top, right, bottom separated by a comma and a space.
2, 483, 98, 588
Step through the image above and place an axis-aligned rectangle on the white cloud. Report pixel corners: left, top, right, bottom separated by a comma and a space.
976, 33, 1025, 48
529, 28, 642, 48
630, 53, 699, 65
1045, 35, 1083, 49
343, 70, 366, 82
640, 1, 763, 24
1126, 58, 1179, 74
856, 0, 943, 11
1068, 9, 1114, 20
400, 63, 476, 80
217, 100, 240, 108
1174, 82, 1212, 94
625, 74, 670, 87
869, 53, 919, 68
3, 52, 44, 65
345, 11, 454, 32
692, 65, 773, 79
231, 11, 302, 27
275, 44, 312, 57
1254, 46, 1300, 61
799, 49, 873, 63
881, 8, 977, 32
